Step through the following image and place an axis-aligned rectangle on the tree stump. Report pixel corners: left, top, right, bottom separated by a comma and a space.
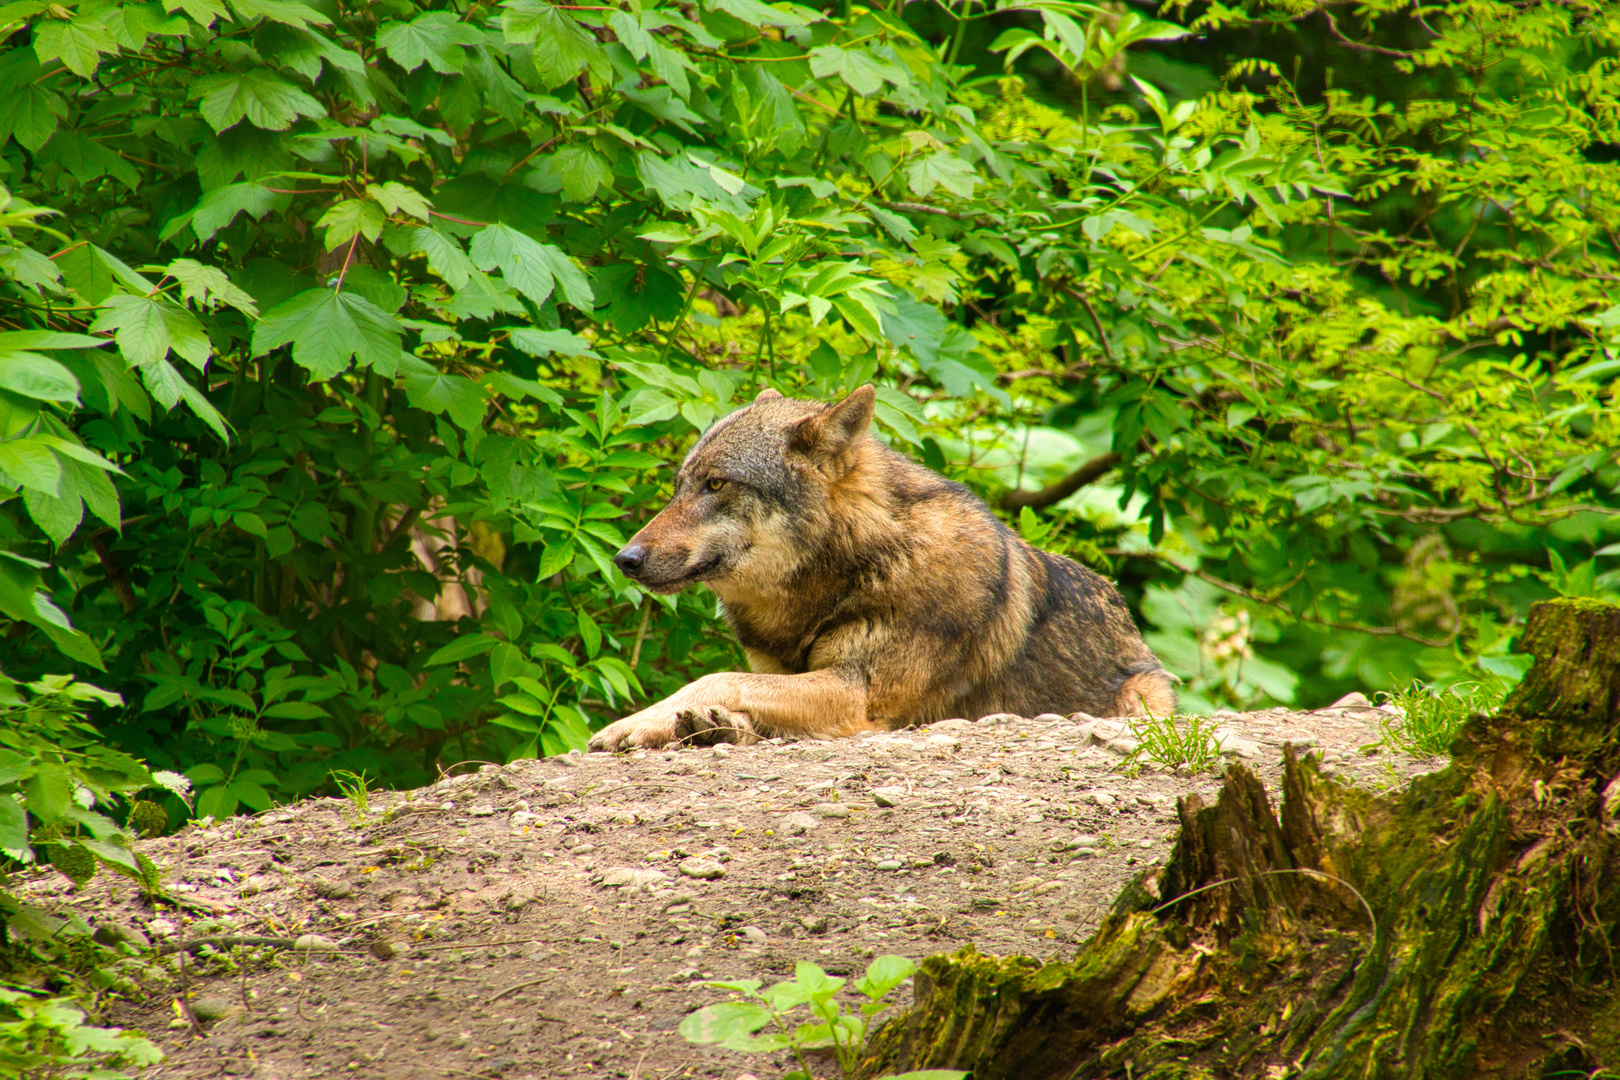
860, 598, 1620, 1079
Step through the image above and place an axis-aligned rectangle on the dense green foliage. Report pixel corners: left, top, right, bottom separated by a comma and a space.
0, 0, 1616, 825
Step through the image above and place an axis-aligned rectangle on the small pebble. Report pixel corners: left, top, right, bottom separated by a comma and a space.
872, 786, 905, 807
678, 857, 726, 880
874, 859, 903, 871
292, 934, 339, 953
812, 803, 850, 819
713, 744, 732, 759
510, 811, 541, 828
469, 804, 496, 817
783, 812, 820, 834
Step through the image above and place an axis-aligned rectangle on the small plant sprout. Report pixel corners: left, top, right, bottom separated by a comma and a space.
679, 954, 964, 1080
330, 770, 373, 827
1123, 708, 1223, 775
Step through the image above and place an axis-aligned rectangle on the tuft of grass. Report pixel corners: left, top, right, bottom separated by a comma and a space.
1372, 681, 1504, 757
329, 769, 373, 827
1123, 711, 1224, 775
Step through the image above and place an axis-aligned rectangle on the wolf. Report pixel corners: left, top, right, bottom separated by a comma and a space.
589, 385, 1176, 751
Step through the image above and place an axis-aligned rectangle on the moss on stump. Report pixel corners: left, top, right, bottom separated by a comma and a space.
860, 598, 1620, 1080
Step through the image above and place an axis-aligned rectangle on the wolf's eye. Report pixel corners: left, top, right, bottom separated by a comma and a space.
705, 478, 726, 493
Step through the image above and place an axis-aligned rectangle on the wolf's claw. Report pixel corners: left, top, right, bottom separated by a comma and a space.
674, 706, 757, 746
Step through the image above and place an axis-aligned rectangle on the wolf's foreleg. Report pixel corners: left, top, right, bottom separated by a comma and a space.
588, 668, 870, 751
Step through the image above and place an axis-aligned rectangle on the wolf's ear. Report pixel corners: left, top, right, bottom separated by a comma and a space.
791, 385, 875, 460
753, 388, 783, 402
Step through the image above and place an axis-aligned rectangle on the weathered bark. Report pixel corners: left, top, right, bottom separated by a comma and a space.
861, 598, 1620, 1079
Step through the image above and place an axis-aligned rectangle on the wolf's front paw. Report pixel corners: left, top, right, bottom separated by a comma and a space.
674, 706, 757, 746
589, 713, 677, 752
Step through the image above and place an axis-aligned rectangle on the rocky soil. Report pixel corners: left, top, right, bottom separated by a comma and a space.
30, 698, 1436, 1080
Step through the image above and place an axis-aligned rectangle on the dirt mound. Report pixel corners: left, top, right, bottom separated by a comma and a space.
29, 704, 1431, 1079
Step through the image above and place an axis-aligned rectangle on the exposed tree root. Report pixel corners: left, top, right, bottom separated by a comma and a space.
861, 598, 1620, 1079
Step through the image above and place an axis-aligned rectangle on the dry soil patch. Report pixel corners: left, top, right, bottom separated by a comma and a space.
30, 702, 1434, 1079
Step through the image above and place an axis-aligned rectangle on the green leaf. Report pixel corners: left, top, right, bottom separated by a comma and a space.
229, 0, 331, 29
548, 145, 614, 203
23, 764, 73, 824
706, 0, 811, 29
855, 954, 915, 1000
33, 18, 118, 78
168, 182, 286, 244
808, 45, 903, 97
5, 85, 67, 153
0, 798, 27, 851
0, 354, 79, 403
403, 368, 489, 431
253, 288, 404, 380
508, 327, 599, 359
468, 224, 595, 308
316, 198, 387, 250
191, 70, 327, 132
378, 11, 483, 73
195, 784, 238, 820
0, 438, 62, 495
367, 182, 432, 221
905, 153, 979, 199
503, 0, 608, 86
677, 1001, 774, 1045
88, 295, 212, 371
426, 634, 503, 666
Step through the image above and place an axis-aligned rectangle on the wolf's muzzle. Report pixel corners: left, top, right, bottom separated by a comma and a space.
614, 544, 648, 577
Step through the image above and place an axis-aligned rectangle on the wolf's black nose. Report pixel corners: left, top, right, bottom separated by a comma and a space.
614, 544, 647, 576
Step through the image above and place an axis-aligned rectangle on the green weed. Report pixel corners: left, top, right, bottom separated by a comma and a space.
330, 769, 373, 828
1123, 712, 1224, 775
1373, 681, 1504, 758
680, 954, 963, 1080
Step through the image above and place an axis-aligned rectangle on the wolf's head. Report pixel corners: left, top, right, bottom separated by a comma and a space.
613, 385, 876, 596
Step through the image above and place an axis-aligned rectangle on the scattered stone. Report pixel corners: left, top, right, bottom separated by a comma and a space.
292, 934, 338, 953
1102, 737, 1139, 757
872, 786, 905, 807
1084, 720, 1127, 745
369, 938, 397, 960
931, 718, 971, 732
926, 734, 961, 750
190, 995, 241, 1023
783, 812, 820, 834
1214, 733, 1262, 759
874, 859, 903, 871
738, 926, 767, 944
510, 811, 541, 828
92, 923, 150, 949
311, 877, 353, 900
147, 918, 178, 939
555, 752, 582, 768
602, 867, 670, 891
1034, 881, 1064, 896
1328, 691, 1372, 709
1137, 839, 1155, 849
678, 857, 726, 881
713, 744, 732, 759
801, 915, 832, 934
468, 804, 496, 817
1031, 713, 1067, 724
1069, 711, 1099, 724
238, 874, 273, 898
1087, 792, 1117, 807
812, 803, 850, 819
976, 713, 1019, 724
